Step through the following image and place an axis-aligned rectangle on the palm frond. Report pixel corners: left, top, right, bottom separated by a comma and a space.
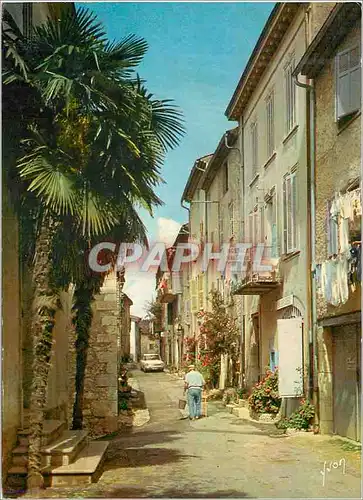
17, 149, 77, 216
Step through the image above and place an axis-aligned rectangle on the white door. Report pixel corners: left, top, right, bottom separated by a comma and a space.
277, 318, 303, 397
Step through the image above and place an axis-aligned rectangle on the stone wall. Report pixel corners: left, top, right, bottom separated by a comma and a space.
80, 276, 119, 436
314, 22, 361, 320
2, 189, 22, 479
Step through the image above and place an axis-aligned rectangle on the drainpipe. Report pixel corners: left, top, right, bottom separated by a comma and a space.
293, 72, 319, 421
225, 127, 246, 388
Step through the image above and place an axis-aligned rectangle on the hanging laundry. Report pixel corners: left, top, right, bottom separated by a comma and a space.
348, 245, 359, 286
337, 255, 349, 305
315, 264, 323, 296
330, 195, 341, 219
352, 189, 362, 218
321, 262, 328, 302
339, 217, 350, 253
330, 259, 340, 306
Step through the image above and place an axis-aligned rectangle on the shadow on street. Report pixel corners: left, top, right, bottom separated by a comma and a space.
89, 486, 251, 498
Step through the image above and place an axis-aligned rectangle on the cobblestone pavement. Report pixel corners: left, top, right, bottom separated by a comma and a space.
31, 371, 361, 498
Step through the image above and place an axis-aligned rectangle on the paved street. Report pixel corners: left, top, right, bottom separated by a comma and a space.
34, 371, 361, 499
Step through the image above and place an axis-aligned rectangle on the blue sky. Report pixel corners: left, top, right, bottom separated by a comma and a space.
77, 1, 274, 315
78, 1, 274, 234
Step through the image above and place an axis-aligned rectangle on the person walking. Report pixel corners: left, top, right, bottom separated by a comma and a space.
184, 364, 205, 420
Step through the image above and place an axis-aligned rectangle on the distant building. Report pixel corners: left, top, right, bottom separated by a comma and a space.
130, 315, 141, 362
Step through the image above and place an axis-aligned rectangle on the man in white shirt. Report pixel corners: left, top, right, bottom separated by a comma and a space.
184, 364, 205, 420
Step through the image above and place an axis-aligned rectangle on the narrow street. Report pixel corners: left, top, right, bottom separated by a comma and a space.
33, 371, 361, 499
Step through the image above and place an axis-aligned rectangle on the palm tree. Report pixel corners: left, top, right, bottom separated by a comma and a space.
2, 7, 184, 490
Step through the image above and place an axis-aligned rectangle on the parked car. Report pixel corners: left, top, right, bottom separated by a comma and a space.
140, 353, 165, 372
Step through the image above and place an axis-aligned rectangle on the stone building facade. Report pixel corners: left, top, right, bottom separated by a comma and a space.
295, 2, 361, 441
2, 1, 75, 479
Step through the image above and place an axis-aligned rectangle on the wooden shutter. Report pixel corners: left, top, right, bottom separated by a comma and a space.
259, 206, 265, 244
191, 278, 197, 313
336, 46, 361, 119
197, 274, 204, 310
251, 122, 258, 178
285, 176, 292, 252
229, 202, 235, 237
291, 173, 297, 250
350, 46, 361, 114
266, 93, 275, 157
283, 178, 287, 253
271, 193, 278, 257
248, 212, 254, 246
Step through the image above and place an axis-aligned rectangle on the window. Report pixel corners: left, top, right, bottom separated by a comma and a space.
218, 205, 224, 245
336, 45, 361, 120
222, 162, 229, 194
228, 202, 235, 237
266, 92, 275, 157
285, 59, 296, 134
283, 172, 298, 253
249, 209, 261, 247
251, 121, 258, 178
266, 190, 278, 258
197, 274, 204, 310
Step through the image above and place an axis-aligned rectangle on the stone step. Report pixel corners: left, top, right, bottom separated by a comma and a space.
6, 465, 47, 492
44, 441, 109, 487
226, 404, 237, 414
12, 430, 89, 468
42, 430, 89, 467
18, 420, 66, 447
238, 399, 248, 408
232, 406, 250, 419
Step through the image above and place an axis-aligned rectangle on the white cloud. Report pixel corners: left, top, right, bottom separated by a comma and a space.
156, 217, 181, 247
123, 217, 182, 318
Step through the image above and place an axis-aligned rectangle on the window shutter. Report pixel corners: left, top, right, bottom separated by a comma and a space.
337, 58, 352, 119
283, 178, 288, 253
198, 274, 204, 310
286, 176, 292, 252
336, 46, 361, 119
291, 173, 297, 250
259, 206, 265, 244
254, 211, 259, 247
191, 279, 197, 313
350, 62, 361, 115
249, 213, 253, 246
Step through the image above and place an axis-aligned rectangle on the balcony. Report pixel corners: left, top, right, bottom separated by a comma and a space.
231, 246, 281, 295
157, 275, 176, 303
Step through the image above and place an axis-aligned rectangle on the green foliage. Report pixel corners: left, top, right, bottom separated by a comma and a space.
248, 369, 281, 415
236, 387, 248, 400
196, 290, 240, 387
119, 399, 129, 411
289, 399, 315, 430
3, 6, 185, 238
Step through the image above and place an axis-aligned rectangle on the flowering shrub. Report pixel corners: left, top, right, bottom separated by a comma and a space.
248, 369, 281, 415
182, 337, 196, 367
286, 399, 315, 430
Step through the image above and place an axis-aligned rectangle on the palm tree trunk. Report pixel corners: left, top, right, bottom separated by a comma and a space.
72, 283, 94, 430
27, 218, 59, 491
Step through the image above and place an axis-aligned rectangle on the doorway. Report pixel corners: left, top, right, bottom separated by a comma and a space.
332, 322, 361, 442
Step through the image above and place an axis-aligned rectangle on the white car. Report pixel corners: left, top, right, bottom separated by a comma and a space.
140, 354, 165, 372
